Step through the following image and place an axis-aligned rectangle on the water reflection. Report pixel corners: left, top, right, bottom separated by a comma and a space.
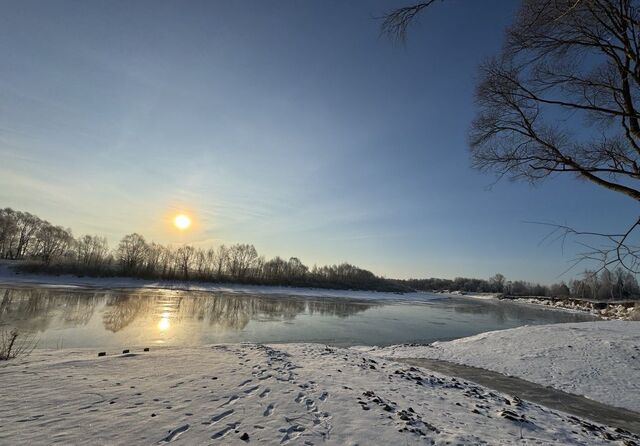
450, 296, 591, 325
0, 287, 374, 336
0, 286, 596, 348
158, 313, 170, 332
0, 287, 101, 332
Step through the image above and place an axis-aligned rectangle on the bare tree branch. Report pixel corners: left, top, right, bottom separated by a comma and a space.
379, 1, 439, 43
380, 0, 640, 273
529, 217, 640, 274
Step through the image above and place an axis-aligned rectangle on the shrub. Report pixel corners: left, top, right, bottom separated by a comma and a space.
0, 328, 37, 360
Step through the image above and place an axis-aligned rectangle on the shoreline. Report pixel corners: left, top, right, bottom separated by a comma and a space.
3, 263, 637, 320
503, 295, 639, 320
366, 320, 640, 413
0, 262, 435, 303
447, 291, 639, 320
4, 259, 637, 320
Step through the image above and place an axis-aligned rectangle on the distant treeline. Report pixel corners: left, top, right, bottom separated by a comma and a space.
404, 270, 640, 301
1, 207, 638, 299
0, 208, 408, 292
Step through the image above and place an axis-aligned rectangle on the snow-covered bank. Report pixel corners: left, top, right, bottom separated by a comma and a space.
0, 262, 435, 302
507, 295, 640, 320
456, 292, 640, 320
1, 343, 637, 445
367, 321, 640, 413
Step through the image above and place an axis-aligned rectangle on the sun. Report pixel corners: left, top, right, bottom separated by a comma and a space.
173, 214, 191, 230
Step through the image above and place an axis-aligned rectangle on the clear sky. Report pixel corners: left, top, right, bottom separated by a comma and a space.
0, 0, 635, 283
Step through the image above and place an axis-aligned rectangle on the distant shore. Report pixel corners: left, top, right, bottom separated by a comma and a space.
3, 262, 632, 353
3, 261, 638, 321
446, 291, 640, 321
0, 261, 433, 302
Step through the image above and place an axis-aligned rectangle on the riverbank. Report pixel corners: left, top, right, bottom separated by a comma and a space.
1, 342, 637, 445
450, 291, 640, 320
0, 262, 431, 302
503, 295, 640, 320
366, 321, 640, 413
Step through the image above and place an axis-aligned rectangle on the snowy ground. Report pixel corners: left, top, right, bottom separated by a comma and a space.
366, 321, 640, 413
1, 343, 637, 445
457, 292, 639, 320
507, 296, 639, 320
0, 262, 433, 302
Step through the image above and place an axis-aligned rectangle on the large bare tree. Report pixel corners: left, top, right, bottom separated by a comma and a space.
382, 0, 640, 273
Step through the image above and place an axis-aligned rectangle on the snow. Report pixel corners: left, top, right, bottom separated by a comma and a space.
0, 262, 437, 302
455, 292, 500, 300
509, 296, 639, 320
367, 321, 640, 412
459, 292, 639, 320
1, 343, 637, 445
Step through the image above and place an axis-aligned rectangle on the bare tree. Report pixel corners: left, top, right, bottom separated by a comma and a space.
35, 223, 73, 265
144, 242, 165, 277
228, 244, 258, 280
550, 281, 571, 297
0, 328, 37, 361
0, 210, 43, 260
75, 235, 110, 270
214, 245, 229, 279
116, 233, 148, 274
0, 208, 18, 258
158, 245, 175, 278
381, 0, 640, 273
287, 257, 309, 279
175, 245, 195, 280
263, 256, 288, 281
489, 273, 506, 292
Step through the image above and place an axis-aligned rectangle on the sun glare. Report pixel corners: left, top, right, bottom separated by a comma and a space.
174, 214, 191, 230
158, 312, 171, 331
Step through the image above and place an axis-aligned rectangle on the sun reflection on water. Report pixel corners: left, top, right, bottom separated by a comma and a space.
158, 312, 171, 331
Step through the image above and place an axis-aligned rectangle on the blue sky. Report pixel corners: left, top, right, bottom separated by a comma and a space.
0, 0, 635, 283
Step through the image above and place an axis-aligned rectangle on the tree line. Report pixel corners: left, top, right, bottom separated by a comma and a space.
2, 207, 638, 299
0, 208, 407, 292
404, 270, 639, 301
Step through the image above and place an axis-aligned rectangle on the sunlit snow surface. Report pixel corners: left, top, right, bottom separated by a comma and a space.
368, 321, 640, 412
1, 343, 637, 445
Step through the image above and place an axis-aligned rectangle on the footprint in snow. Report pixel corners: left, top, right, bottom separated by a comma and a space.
211, 422, 240, 440
259, 388, 271, 398
220, 395, 239, 407
304, 398, 317, 411
157, 424, 189, 444
204, 409, 234, 425
243, 385, 260, 395
279, 424, 305, 444
263, 403, 275, 416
